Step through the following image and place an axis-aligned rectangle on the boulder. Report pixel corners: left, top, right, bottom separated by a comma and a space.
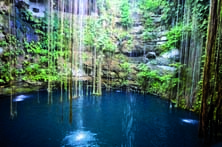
146, 63, 176, 75
155, 57, 171, 66
128, 57, 147, 64
151, 15, 161, 23
156, 41, 166, 45
118, 72, 126, 78
26, 0, 47, 17
146, 52, 156, 59
157, 31, 168, 38
160, 36, 167, 41
120, 40, 144, 57
32, 8, 39, 13
130, 25, 144, 34
162, 48, 180, 62
157, 65, 176, 73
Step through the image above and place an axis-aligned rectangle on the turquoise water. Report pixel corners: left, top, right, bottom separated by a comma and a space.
0, 90, 203, 147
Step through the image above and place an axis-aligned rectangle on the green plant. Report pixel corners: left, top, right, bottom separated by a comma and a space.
161, 24, 191, 52
120, 62, 131, 73
0, 40, 7, 47
120, 0, 132, 28
137, 63, 178, 96
139, 0, 164, 13
0, 62, 11, 84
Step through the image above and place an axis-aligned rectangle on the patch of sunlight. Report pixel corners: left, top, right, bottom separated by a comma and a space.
62, 130, 98, 147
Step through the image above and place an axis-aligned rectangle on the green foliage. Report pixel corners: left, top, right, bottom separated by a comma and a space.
84, 18, 116, 53
0, 40, 7, 47
137, 63, 178, 96
24, 41, 45, 54
161, 1, 181, 27
139, 0, 165, 41
120, 62, 131, 73
120, 0, 132, 28
192, 0, 209, 33
0, 35, 23, 84
139, 0, 164, 13
161, 24, 191, 51
0, 62, 11, 84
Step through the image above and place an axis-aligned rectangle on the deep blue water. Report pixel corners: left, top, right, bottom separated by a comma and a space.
0, 90, 205, 147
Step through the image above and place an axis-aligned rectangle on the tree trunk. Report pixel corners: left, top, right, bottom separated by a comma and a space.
199, 0, 222, 141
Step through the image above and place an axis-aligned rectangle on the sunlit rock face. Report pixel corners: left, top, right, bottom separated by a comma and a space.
18, 0, 47, 17
162, 48, 180, 62
0, 1, 10, 14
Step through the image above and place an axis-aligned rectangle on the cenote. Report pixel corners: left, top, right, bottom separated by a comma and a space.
0, 0, 222, 146
0, 90, 202, 147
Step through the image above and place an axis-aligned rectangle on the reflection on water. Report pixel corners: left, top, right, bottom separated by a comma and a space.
13, 94, 31, 102
122, 94, 136, 147
64, 88, 98, 146
182, 119, 199, 124
62, 130, 97, 146
76, 95, 84, 128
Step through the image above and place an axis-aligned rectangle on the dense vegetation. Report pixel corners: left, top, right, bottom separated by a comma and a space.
0, 0, 222, 143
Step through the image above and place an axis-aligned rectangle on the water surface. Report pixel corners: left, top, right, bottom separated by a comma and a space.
0, 90, 203, 147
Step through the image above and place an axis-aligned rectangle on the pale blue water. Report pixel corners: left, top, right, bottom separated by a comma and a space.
0, 90, 204, 147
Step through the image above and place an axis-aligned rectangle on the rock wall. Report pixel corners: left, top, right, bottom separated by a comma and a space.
98, 11, 179, 92
0, 1, 179, 96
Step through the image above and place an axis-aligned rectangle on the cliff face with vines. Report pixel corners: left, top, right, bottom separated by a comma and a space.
0, 0, 216, 113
